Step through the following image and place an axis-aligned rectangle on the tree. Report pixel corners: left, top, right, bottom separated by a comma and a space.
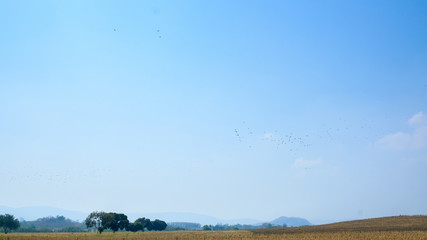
85, 211, 106, 234
85, 212, 130, 233
104, 213, 129, 233
116, 213, 130, 231
126, 222, 144, 232
261, 223, 273, 229
202, 225, 212, 231
151, 219, 167, 231
0, 214, 20, 234
135, 218, 152, 232
100, 212, 115, 232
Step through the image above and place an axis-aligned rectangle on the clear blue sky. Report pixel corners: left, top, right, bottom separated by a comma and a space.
1, 0, 427, 223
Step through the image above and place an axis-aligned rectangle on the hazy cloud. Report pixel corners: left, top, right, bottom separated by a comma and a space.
376, 112, 427, 150
408, 112, 426, 126
292, 158, 322, 169
376, 132, 412, 150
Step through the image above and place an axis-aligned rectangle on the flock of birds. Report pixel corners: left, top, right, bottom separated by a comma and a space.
234, 127, 312, 152
233, 118, 384, 153
6, 168, 109, 184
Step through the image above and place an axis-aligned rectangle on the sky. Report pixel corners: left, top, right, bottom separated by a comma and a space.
1, 0, 427, 223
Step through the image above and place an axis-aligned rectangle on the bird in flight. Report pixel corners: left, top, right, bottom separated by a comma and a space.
234, 129, 241, 142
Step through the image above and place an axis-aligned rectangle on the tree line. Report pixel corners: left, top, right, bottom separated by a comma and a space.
0, 213, 167, 234
85, 211, 167, 234
19, 215, 85, 232
201, 222, 287, 231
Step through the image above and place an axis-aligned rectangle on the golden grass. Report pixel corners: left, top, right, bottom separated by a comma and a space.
1, 216, 427, 240
250, 215, 427, 235
1, 231, 427, 240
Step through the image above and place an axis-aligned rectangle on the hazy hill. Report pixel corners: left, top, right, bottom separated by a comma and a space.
270, 216, 311, 227
19, 216, 85, 231
0, 205, 87, 222
250, 215, 427, 234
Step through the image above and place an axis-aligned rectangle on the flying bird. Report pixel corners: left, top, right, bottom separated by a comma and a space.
234, 129, 241, 142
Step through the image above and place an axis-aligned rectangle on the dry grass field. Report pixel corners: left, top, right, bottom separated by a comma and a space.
2, 231, 427, 240
1, 231, 427, 240
250, 215, 427, 234
1, 216, 427, 240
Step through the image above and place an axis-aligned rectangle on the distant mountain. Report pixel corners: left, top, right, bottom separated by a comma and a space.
270, 216, 312, 227
0, 206, 87, 222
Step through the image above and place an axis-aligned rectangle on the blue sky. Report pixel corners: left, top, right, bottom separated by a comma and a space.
1, 0, 427, 223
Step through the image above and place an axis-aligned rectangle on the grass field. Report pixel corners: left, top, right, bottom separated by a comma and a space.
2, 231, 427, 240
250, 215, 427, 234
1, 216, 427, 240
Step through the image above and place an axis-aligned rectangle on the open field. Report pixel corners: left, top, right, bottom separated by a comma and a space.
2, 231, 427, 240
1, 216, 427, 240
250, 215, 427, 234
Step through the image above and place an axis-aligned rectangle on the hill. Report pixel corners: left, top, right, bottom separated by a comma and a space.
250, 215, 427, 234
18, 216, 86, 232
270, 216, 311, 227
20, 216, 84, 229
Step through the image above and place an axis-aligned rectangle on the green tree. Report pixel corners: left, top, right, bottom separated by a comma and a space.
116, 213, 130, 231
202, 225, 212, 231
104, 213, 129, 233
85, 211, 106, 234
151, 219, 167, 231
0, 214, 20, 234
261, 223, 273, 229
100, 212, 115, 232
126, 222, 144, 232
135, 218, 151, 232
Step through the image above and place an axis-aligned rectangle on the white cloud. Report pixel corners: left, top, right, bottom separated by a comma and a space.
376, 132, 412, 150
292, 158, 322, 169
408, 112, 426, 126
376, 112, 427, 150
